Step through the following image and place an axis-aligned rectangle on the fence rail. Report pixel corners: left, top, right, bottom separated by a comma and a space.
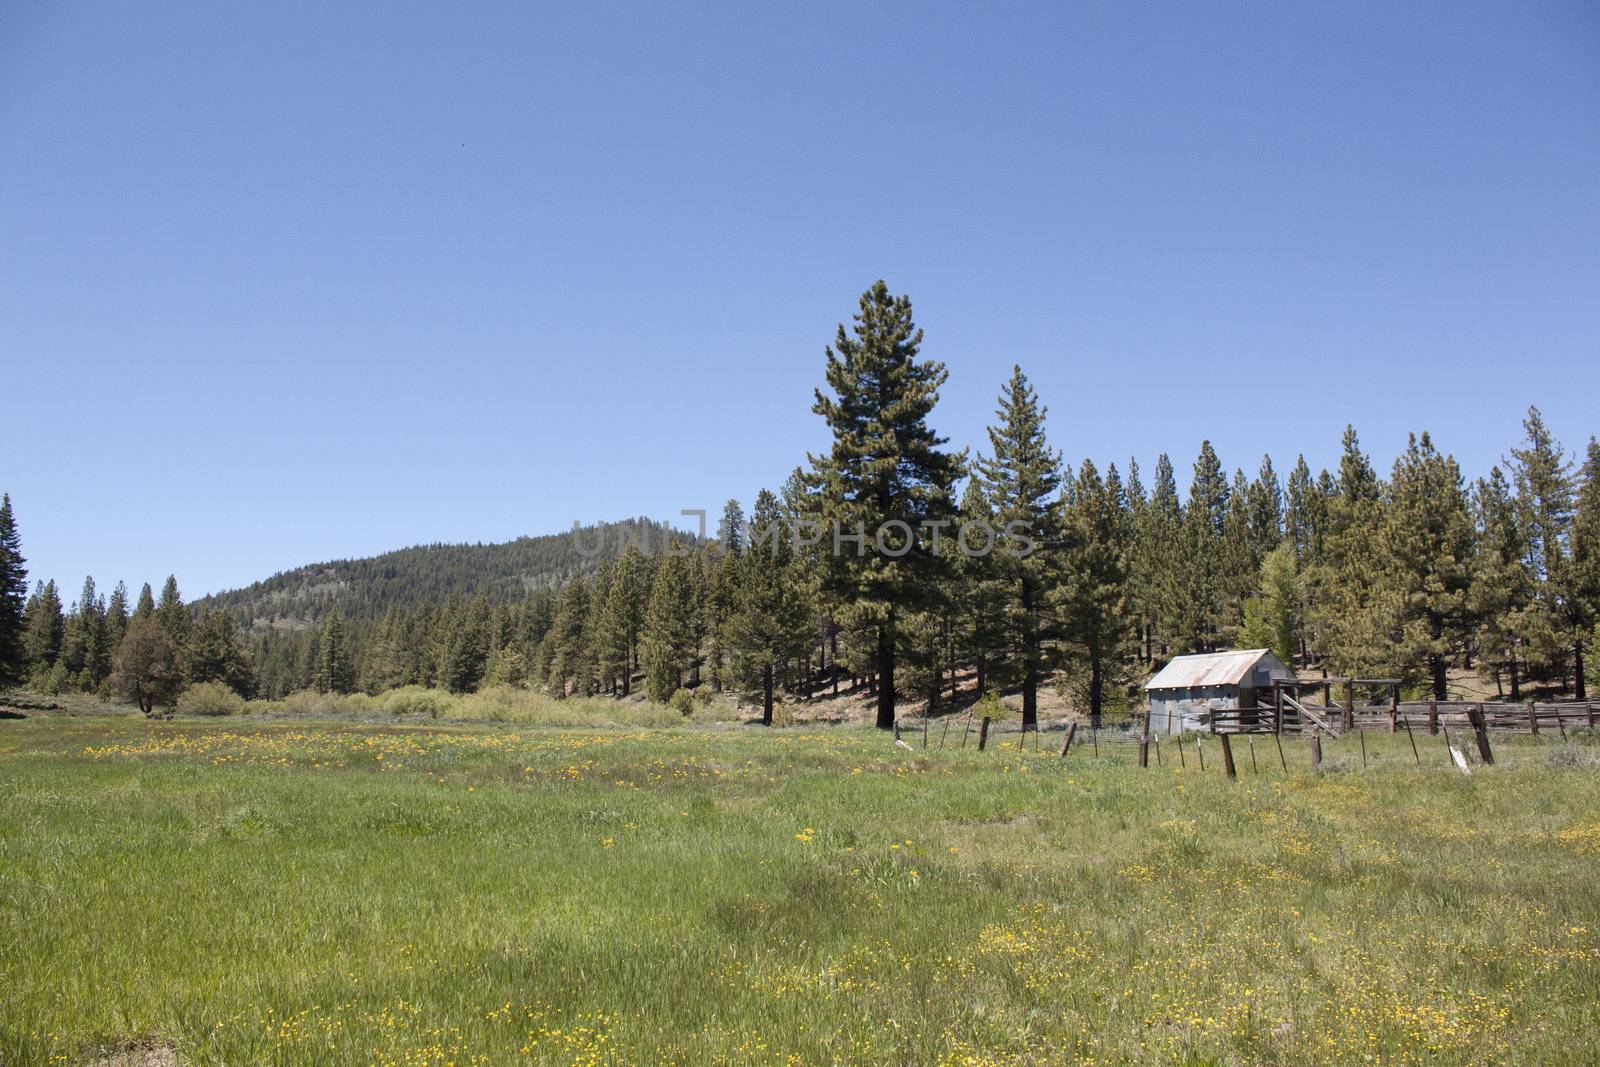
1190, 698, 1600, 737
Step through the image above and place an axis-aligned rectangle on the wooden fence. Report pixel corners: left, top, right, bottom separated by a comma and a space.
1195, 694, 1600, 738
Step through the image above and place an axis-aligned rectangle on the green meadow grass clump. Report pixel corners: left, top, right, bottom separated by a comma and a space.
450, 685, 685, 727
1, 718, 1597, 1065
175, 681, 248, 717
195, 685, 691, 728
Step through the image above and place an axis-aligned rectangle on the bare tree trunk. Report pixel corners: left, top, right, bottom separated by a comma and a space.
761, 662, 774, 726
1576, 642, 1587, 702
1089, 655, 1104, 728
830, 625, 840, 696
1020, 576, 1038, 730
875, 621, 895, 730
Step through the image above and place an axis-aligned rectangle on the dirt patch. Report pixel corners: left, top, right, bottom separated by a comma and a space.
83, 1040, 179, 1067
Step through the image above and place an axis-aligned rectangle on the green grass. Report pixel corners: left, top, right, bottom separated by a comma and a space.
2, 716, 1598, 1065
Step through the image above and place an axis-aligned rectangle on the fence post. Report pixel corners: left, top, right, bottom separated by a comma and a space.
977, 717, 990, 752
1138, 722, 1150, 768
1527, 701, 1539, 736
1220, 734, 1237, 779
1059, 722, 1075, 757
1468, 704, 1495, 766
1428, 700, 1438, 735
1401, 715, 1420, 764
1389, 684, 1399, 732
1309, 734, 1323, 772
1344, 681, 1355, 732
1274, 684, 1284, 734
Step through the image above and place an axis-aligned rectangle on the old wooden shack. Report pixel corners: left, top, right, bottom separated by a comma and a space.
1145, 649, 1295, 734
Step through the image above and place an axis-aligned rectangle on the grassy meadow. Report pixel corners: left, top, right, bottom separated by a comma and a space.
2, 713, 1599, 1066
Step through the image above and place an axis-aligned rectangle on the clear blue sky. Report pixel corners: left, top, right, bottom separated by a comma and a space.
4, 1, 1597, 600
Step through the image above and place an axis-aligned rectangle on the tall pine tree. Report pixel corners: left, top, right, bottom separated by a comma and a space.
1055, 460, 1136, 725
809, 281, 961, 729
728, 490, 813, 724
0, 495, 28, 689
975, 366, 1062, 729
1383, 432, 1475, 697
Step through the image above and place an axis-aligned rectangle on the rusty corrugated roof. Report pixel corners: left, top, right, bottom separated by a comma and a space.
1144, 649, 1282, 690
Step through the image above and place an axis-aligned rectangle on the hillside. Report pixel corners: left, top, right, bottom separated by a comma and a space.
194, 517, 685, 626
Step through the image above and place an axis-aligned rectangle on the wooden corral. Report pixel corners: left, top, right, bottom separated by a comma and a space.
1195, 675, 1599, 739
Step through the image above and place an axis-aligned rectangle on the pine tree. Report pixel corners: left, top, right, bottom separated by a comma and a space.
314, 611, 355, 694
1383, 432, 1475, 697
1240, 544, 1303, 668
702, 547, 740, 692
362, 606, 410, 692
1134, 455, 1183, 659
808, 281, 961, 729
1220, 468, 1256, 631
63, 577, 111, 692
133, 583, 155, 621
1247, 456, 1284, 562
717, 499, 746, 553
105, 581, 130, 652
1310, 427, 1390, 675
546, 577, 594, 697
155, 576, 189, 649
975, 365, 1063, 729
1569, 438, 1600, 699
778, 466, 828, 699
22, 580, 64, 679
1123, 459, 1154, 662
686, 548, 711, 688
1284, 455, 1322, 563
1508, 407, 1576, 689
1174, 441, 1231, 652
185, 610, 255, 695
601, 545, 647, 695
586, 562, 616, 692
0, 494, 28, 689
1055, 460, 1136, 726
443, 596, 492, 693
641, 547, 698, 702
952, 480, 1008, 695
1470, 467, 1535, 699
728, 490, 813, 724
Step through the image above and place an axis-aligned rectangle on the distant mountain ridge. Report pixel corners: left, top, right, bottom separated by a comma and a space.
194, 518, 685, 627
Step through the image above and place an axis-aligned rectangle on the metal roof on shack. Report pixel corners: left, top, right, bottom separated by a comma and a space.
1144, 649, 1288, 690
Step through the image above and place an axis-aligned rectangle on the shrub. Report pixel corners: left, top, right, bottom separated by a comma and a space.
974, 689, 1004, 722
380, 686, 457, 719
178, 682, 246, 717
669, 688, 696, 717
279, 690, 377, 717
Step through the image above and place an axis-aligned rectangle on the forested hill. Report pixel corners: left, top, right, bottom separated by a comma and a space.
193, 518, 684, 627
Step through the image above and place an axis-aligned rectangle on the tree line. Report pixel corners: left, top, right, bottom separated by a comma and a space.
2, 282, 1597, 726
